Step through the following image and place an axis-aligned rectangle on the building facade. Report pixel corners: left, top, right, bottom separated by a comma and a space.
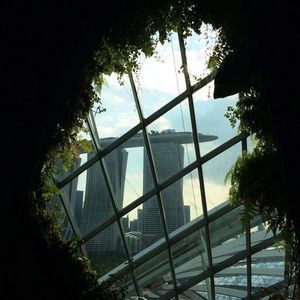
80, 149, 128, 256
142, 141, 185, 243
80, 131, 215, 254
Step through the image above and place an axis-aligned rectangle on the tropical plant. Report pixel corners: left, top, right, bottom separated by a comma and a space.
224, 89, 299, 295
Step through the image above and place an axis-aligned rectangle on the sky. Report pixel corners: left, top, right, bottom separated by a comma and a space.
76, 27, 248, 222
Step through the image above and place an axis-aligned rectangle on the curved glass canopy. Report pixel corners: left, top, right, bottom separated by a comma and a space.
53, 28, 287, 299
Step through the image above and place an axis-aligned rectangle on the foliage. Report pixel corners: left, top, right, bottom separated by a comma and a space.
225, 89, 273, 141
207, 29, 231, 72
33, 138, 128, 299
88, 1, 226, 85
225, 92, 299, 291
225, 141, 299, 292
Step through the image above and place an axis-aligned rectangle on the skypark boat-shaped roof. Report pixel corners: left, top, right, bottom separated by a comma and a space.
79, 131, 218, 154
100, 131, 218, 149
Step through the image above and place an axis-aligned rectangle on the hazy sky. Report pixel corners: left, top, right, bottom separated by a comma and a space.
77, 28, 244, 221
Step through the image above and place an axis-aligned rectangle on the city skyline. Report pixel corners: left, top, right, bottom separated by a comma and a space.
78, 129, 217, 255
73, 30, 241, 223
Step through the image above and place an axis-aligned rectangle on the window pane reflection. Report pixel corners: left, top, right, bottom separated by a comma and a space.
135, 249, 174, 299
214, 260, 248, 299
93, 74, 139, 143
209, 206, 246, 266
202, 143, 241, 214
251, 246, 285, 297
87, 221, 127, 278
133, 32, 185, 117
161, 171, 203, 235
178, 277, 213, 299
80, 160, 115, 236
194, 94, 239, 156
171, 227, 208, 286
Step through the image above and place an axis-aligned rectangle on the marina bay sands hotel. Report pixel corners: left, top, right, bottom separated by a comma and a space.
79, 130, 217, 256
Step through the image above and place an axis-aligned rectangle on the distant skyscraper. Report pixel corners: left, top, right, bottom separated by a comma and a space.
80, 148, 128, 256
51, 157, 81, 240
77, 130, 216, 253
56, 157, 81, 213
137, 208, 143, 232
121, 216, 130, 233
184, 205, 191, 223
74, 191, 83, 226
142, 141, 185, 243
130, 219, 138, 232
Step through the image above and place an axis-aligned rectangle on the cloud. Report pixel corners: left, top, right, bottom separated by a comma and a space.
123, 171, 144, 204
134, 45, 185, 96
95, 111, 139, 138
102, 73, 130, 91
182, 176, 230, 219
133, 31, 215, 97
116, 112, 140, 130
204, 180, 230, 212
97, 125, 115, 136
110, 94, 125, 105
148, 115, 172, 132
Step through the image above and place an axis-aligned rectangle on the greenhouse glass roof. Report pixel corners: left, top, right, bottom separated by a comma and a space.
53, 27, 287, 299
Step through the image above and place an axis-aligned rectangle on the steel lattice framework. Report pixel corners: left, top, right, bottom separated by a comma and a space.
54, 31, 287, 300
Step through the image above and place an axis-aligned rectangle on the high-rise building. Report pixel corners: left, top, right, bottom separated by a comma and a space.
142, 140, 185, 243
129, 219, 138, 232
121, 216, 130, 233
80, 130, 216, 254
80, 148, 128, 256
74, 191, 83, 226
184, 205, 191, 223
51, 157, 81, 240
137, 208, 143, 232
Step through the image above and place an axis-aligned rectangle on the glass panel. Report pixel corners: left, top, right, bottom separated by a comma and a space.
209, 206, 246, 266
140, 195, 166, 247
251, 246, 285, 296
147, 98, 193, 134
79, 160, 115, 237
87, 221, 127, 278
115, 273, 137, 298
93, 74, 139, 143
185, 24, 220, 86
122, 198, 168, 259
250, 215, 273, 246
133, 32, 185, 117
53, 153, 95, 183
194, 93, 240, 156
161, 171, 203, 235
136, 249, 174, 299
182, 171, 204, 222
202, 143, 241, 214
53, 121, 97, 182
47, 194, 75, 241
102, 144, 128, 211
103, 132, 154, 210
146, 99, 197, 184
214, 260, 248, 299
54, 169, 89, 238
171, 227, 208, 286
178, 277, 212, 299
122, 204, 145, 256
